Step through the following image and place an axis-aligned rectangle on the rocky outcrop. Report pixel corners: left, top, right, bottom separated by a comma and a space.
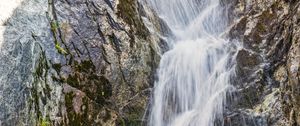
0, 0, 165, 125
226, 0, 300, 125
1, 0, 299, 125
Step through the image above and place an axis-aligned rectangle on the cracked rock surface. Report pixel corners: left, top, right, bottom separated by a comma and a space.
225, 0, 300, 125
0, 0, 164, 125
0, 0, 299, 126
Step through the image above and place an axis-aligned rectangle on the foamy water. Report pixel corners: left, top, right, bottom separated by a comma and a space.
148, 0, 237, 126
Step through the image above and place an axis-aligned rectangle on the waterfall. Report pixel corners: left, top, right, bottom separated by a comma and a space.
148, 0, 238, 126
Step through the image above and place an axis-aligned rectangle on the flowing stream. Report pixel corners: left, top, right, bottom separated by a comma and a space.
148, 0, 238, 126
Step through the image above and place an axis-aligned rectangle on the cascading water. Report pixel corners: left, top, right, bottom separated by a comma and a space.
148, 0, 238, 126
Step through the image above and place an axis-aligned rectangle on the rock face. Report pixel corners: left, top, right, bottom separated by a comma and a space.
225, 0, 300, 125
0, 0, 165, 125
0, 0, 299, 126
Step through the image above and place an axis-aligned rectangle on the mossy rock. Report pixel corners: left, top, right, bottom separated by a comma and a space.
117, 0, 149, 38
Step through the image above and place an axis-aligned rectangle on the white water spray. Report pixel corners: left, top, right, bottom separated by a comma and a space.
148, 0, 237, 126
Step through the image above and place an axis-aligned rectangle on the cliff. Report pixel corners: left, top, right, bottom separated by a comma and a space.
226, 0, 300, 125
0, 0, 165, 125
0, 0, 299, 126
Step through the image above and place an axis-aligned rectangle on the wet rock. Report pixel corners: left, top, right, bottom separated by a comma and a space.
2, 0, 299, 125
236, 49, 262, 69
227, 0, 300, 125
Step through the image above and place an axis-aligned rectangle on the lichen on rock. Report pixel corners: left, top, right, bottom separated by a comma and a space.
225, 0, 300, 125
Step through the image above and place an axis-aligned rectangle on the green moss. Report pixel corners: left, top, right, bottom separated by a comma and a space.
64, 92, 103, 126
64, 92, 82, 126
116, 0, 148, 38
126, 114, 142, 126
65, 92, 74, 111
55, 42, 68, 55
48, 15, 69, 55
256, 22, 266, 33
48, 57, 113, 125
50, 21, 59, 30
66, 75, 79, 87
116, 118, 126, 126
34, 52, 49, 78
261, 9, 275, 21
117, 0, 136, 26
123, 106, 145, 126
80, 60, 95, 72
30, 51, 50, 121
73, 60, 95, 73
83, 76, 111, 105
62, 60, 112, 106
39, 118, 51, 126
